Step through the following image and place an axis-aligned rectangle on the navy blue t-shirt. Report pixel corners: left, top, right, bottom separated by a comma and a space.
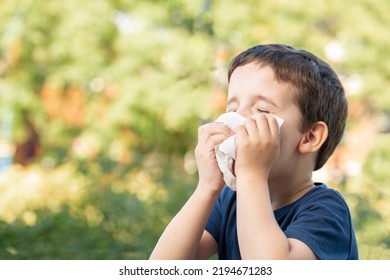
205, 183, 359, 260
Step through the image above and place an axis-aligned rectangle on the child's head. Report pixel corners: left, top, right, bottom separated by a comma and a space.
227, 44, 348, 170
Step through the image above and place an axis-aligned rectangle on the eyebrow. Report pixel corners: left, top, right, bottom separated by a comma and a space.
227, 93, 279, 108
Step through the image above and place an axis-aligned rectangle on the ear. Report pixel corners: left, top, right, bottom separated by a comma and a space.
298, 121, 328, 154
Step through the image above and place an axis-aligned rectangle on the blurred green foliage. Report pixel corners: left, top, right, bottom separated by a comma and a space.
0, 0, 389, 259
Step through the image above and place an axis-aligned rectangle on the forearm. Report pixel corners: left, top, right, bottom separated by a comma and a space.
236, 175, 290, 259
149, 184, 219, 259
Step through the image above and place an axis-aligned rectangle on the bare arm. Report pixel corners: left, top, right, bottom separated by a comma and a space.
235, 115, 317, 259
236, 175, 317, 259
149, 122, 232, 259
149, 185, 219, 259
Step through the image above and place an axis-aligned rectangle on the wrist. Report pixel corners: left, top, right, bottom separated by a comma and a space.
236, 169, 269, 189
195, 181, 223, 200
236, 167, 269, 181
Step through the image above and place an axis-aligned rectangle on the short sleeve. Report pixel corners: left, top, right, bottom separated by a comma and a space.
283, 189, 357, 260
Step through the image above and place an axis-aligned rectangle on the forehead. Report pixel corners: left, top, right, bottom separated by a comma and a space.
228, 63, 296, 107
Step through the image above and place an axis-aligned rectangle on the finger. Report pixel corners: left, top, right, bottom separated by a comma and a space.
243, 117, 259, 137
251, 114, 270, 135
209, 133, 233, 147
268, 116, 280, 138
197, 123, 235, 153
211, 122, 235, 136
195, 132, 233, 160
198, 123, 234, 141
235, 124, 248, 139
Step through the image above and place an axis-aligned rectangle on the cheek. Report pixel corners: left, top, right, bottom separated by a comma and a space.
279, 125, 302, 155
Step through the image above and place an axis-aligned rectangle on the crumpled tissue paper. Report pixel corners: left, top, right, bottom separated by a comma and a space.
214, 112, 284, 191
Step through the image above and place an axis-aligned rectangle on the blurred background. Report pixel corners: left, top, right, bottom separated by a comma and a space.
0, 0, 389, 260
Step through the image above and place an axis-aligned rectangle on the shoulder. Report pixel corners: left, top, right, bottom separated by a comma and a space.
287, 183, 353, 226
281, 183, 358, 259
295, 183, 350, 210
276, 183, 352, 223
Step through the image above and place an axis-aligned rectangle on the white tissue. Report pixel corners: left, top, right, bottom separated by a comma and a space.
214, 112, 284, 191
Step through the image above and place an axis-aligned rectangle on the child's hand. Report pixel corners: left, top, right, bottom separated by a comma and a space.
195, 122, 234, 193
235, 114, 281, 179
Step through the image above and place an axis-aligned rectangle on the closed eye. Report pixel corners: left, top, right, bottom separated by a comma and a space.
256, 109, 271, 114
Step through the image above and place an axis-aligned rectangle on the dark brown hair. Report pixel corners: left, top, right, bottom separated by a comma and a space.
228, 44, 348, 170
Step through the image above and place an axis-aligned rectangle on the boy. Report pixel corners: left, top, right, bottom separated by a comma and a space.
150, 44, 358, 260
